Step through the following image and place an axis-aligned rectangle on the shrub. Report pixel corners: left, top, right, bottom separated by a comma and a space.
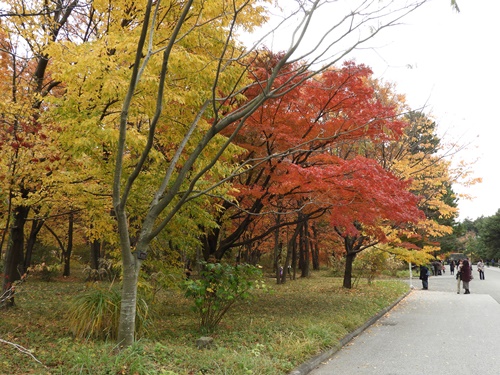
67, 284, 149, 340
353, 249, 388, 285
28, 262, 62, 281
353, 249, 405, 285
83, 258, 121, 282
183, 262, 265, 333
328, 256, 346, 277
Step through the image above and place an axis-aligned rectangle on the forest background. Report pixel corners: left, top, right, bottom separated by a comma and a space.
1, 0, 498, 373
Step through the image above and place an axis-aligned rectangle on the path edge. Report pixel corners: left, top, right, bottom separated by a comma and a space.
287, 289, 413, 375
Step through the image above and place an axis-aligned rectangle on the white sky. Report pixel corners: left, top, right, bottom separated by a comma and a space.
348, 0, 500, 221
249, 0, 499, 222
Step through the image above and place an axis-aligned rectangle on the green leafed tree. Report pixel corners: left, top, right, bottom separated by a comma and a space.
473, 213, 500, 261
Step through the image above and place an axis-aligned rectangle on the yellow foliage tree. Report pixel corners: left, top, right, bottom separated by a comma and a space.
0, 0, 85, 304
376, 107, 466, 258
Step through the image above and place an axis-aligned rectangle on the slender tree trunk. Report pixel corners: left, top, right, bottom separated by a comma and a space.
243, 243, 251, 263
273, 215, 281, 283
280, 244, 292, 285
63, 213, 74, 277
299, 219, 310, 278
201, 226, 221, 261
343, 251, 356, 289
275, 241, 283, 284
24, 218, 44, 270
63, 251, 71, 277
117, 254, 141, 346
115, 190, 144, 346
1, 204, 29, 306
280, 223, 302, 284
0, 190, 13, 259
298, 224, 304, 273
311, 223, 320, 271
90, 240, 101, 270
291, 235, 298, 281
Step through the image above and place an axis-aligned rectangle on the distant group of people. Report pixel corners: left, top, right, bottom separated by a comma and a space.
431, 261, 445, 276
419, 258, 486, 294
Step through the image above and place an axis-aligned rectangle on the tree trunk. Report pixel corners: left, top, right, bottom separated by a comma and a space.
291, 234, 298, 281
115, 191, 143, 346
201, 226, 221, 261
343, 251, 356, 289
280, 244, 292, 285
273, 215, 281, 283
275, 241, 283, 284
249, 246, 262, 265
63, 252, 71, 277
311, 223, 320, 271
24, 218, 44, 270
242, 243, 251, 263
1, 204, 30, 306
90, 239, 101, 270
63, 213, 74, 277
299, 218, 310, 278
117, 254, 140, 347
280, 223, 302, 284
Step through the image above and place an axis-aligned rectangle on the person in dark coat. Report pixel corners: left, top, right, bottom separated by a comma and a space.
432, 261, 440, 276
419, 265, 429, 290
450, 260, 455, 275
461, 259, 472, 294
456, 259, 463, 294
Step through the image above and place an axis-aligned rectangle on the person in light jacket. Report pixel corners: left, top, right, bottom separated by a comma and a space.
461, 259, 472, 294
477, 259, 485, 280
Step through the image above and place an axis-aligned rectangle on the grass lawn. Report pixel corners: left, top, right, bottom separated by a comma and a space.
0, 267, 409, 374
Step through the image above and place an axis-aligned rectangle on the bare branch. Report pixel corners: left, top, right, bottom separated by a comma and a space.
0, 338, 47, 368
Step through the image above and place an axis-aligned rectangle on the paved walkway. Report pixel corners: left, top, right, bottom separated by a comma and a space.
290, 272, 500, 375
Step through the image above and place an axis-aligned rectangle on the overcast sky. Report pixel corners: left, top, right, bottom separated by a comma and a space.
351, 0, 500, 221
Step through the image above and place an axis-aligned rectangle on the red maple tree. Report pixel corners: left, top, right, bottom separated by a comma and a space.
203, 53, 423, 287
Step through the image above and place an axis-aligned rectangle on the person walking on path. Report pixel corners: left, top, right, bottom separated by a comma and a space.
432, 261, 440, 276
450, 260, 455, 275
419, 264, 429, 290
456, 260, 463, 294
461, 259, 472, 294
477, 259, 485, 280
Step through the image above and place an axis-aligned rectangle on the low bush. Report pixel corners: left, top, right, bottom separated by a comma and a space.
28, 262, 62, 281
83, 258, 121, 282
183, 262, 266, 333
67, 284, 149, 340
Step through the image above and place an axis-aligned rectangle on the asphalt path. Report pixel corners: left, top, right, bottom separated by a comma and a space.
302, 265, 500, 375
419, 265, 500, 302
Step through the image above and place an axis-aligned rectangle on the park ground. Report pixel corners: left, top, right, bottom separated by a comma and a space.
0, 266, 409, 375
